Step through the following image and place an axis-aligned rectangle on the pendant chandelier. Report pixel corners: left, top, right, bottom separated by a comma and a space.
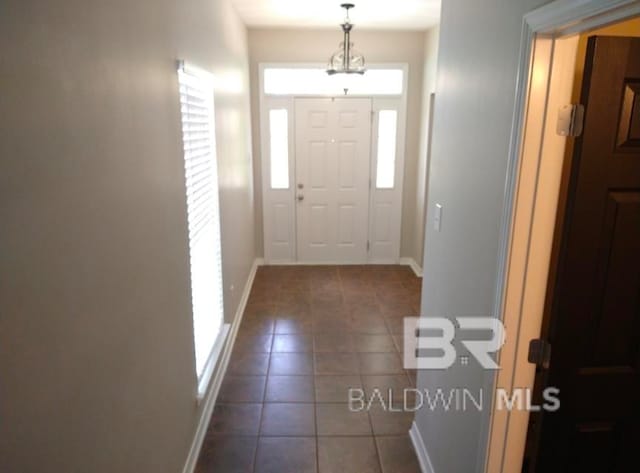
326, 3, 366, 75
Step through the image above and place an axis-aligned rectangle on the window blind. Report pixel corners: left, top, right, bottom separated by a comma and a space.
177, 63, 224, 382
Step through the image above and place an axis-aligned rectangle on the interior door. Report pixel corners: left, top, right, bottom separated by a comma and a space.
294, 98, 372, 262
530, 36, 640, 472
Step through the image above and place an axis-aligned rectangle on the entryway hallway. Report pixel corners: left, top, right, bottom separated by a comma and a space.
196, 265, 422, 472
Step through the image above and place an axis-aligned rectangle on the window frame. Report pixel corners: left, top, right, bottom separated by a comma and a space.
177, 60, 230, 400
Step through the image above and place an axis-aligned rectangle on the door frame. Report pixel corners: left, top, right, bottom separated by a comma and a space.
485, 1, 640, 472
258, 63, 409, 264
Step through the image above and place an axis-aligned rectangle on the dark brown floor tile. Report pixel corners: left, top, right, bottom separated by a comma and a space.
208, 403, 262, 435
272, 334, 313, 352
354, 334, 396, 353
274, 317, 312, 334
315, 374, 363, 403
368, 403, 414, 435
375, 436, 422, 473
384, 317, 406, 335
392, 334, 405, 353
372, 279, 407, 292
218, 375, 266, 403
240, 316, 275, 336
227, 353, 270, 376
379, 302, 418, 318
313, 332, 354, 352
270, 353, 313, 375
358, 353, 404, 375
314, 353, 359, 375
343, 290, 377, 306
260, 403, 315, 436
278, 279, 311, 289
311, 304, 351, 319
349, 303, 383, 318
316, 403, 372, 436
317, 437, 381, 473
265, 375, 314, 402
406, 369, 417, 387
196, 435, 257, 473
244, 301, 277, 316
233, 333, 273, 353
377, 290, 414, 305
255, 437, 317, 473
313, 315, 352, 333
350, 315, 389, 334
277, 299, 312, 316
361, 374, 414, 405
311, 279, 341, 293
311, 294, 345, 310
195, 265, 422, 472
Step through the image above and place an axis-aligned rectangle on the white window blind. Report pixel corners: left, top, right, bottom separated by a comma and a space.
263, 68, 404, 96
177, 62, 225, 389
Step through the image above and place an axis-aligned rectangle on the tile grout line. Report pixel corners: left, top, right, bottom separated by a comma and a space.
250, 290, 275, 473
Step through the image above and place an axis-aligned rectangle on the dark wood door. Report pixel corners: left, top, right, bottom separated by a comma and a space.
530, 36, 640, 472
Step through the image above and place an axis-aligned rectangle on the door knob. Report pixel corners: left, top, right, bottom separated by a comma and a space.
298, 183, 304, 189
297, 195, 304, 201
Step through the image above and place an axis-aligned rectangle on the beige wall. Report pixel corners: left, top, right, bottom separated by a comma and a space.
0, 0, 254, 472
248, 28, 427, 261
414, 0, 551, 471
415, 26, 440, 266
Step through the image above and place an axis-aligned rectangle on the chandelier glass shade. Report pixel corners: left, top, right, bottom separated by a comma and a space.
326, 4, 366, 75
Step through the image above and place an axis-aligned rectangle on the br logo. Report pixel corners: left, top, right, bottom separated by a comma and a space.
403, 317, 506, 370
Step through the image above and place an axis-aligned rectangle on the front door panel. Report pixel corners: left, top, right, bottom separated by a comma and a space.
295, 98, 372, 262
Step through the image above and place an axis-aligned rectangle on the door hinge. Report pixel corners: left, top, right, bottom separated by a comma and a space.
556, 104, 584, 137
366, 241, 370, 251
528, 338, 551, 370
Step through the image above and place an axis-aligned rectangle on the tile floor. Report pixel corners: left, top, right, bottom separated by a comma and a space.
196, 265, 422, 473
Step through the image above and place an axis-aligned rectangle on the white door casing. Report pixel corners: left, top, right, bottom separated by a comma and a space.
295, 98, 372, 263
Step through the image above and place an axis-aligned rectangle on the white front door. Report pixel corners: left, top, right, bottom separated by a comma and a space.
295, 98, 372, 262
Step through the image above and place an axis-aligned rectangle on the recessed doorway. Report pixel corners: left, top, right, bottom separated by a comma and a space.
259, 65, 408, 264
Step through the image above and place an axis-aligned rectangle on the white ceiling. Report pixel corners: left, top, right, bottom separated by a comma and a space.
231, 0, 441, 30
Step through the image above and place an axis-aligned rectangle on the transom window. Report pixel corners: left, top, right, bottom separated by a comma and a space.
263, 68, 404, 96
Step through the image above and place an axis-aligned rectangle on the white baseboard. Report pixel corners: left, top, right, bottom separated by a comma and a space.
259, 257, 423, 278
410, 421, 436, 473
399, 257, 423, 277
181, 258, 260, 473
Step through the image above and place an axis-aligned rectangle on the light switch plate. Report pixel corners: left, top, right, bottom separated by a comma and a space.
434, 203, 442, 231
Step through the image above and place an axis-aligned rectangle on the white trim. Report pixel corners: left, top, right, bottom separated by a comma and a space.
196, 324, 230, 400
486, 1, 640, 472
181, 258, 261, 473
410, 422, 436, 473
399, 257, 423, 277
262, 260, 396, 266
258, 63, 409, 265
525, 0, 640, 35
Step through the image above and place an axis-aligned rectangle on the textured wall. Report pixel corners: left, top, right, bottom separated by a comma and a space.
414, 0, 550, 471
0, 0, 254, 471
